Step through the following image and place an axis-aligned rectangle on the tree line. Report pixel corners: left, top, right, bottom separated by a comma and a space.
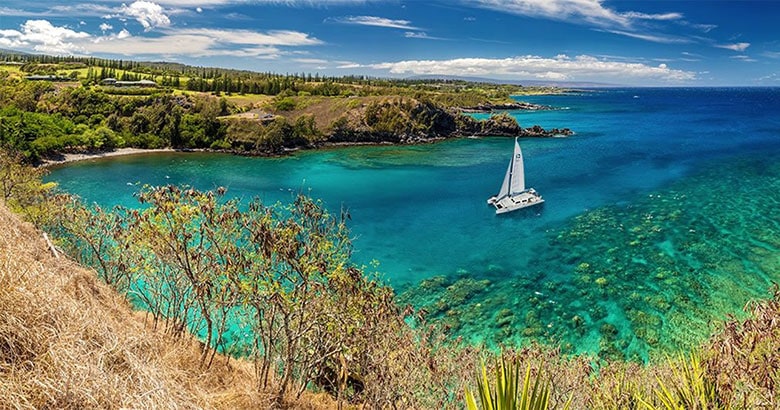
0, 77, 329, 159
0, 74, 535, 161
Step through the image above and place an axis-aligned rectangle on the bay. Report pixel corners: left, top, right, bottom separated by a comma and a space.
48, 87, 780, 360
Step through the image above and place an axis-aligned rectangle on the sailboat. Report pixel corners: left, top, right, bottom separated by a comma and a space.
487, 138, 544, 214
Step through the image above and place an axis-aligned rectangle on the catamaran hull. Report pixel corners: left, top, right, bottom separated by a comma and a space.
495, 198, 544, 214
491, 190, 544, 214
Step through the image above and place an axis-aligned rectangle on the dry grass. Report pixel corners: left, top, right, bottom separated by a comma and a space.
271, 96, 399, 129
2, 187, 779, 409
222, 93, 275, 108
704, 291, 780, 409
0, 202, 334, 409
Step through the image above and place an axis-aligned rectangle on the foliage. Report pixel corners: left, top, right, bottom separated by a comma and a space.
703, 287, 780, 408
0, 194, 268, 409
274, 96, 297, 111
50, 184, 401, 405
0, 78, 230, 158
224, 116, 320, 153
641, 353, 720, 410
0, 148, 55, 223
465, 356, 552, 410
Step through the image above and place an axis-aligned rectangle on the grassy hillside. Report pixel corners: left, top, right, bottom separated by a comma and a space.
0, 201, 334, 409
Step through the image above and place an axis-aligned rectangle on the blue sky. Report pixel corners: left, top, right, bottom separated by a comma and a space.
0, 1, 778, 86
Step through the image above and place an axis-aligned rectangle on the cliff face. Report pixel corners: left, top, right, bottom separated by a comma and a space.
0, 203, 267, 409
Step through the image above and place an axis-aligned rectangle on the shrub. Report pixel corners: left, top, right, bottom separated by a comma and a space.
465, 356, 554, 410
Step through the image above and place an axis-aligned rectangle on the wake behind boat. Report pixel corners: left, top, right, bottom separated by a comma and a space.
487, 138, 544, 214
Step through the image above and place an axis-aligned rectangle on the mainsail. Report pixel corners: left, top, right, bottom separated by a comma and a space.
496, 138, 525, 198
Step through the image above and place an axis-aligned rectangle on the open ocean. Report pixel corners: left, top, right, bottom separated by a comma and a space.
48, 88, 780, 361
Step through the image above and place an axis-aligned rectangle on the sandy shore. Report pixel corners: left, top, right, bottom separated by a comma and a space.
40, 148, 179, 167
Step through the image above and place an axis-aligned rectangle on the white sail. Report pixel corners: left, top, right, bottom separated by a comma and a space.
510, 139, 525, 194
497, 156, 512, 198
496, 138, 525, 198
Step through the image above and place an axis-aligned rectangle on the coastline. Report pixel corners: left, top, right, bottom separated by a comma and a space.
39, 128, 571, 168
40, 148, 183, 167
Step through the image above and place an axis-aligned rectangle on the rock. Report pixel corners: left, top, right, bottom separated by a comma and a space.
459, 101, 553, 112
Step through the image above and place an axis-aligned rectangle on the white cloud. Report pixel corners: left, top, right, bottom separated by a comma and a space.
689, 23, 717, 33
0, 19, 90, 54
117, 29, 132, 39
600, 29, 690, 44
118, 1, 171, 31
149, 0, 236, 5
196, 7, 203, 13
470, 0, 718, 45
331, 15, 419, 30
144, 0, 368, 5
0, 6, 65, 17
78, 0, 371, 8
0, 29, 24, 48
622, 11, 682, 21
171, 28, 322, 46
730, 55, 756, 63
50, 4, 116, 17
87, 28, 321, 57
762, 51, 780, 59
100, 23, 114, 31
715, 42, 750, 52
356, 54, 696, 83
0, 7, 30, 16
293, 58, 329, 65
472, 0, 685, 27
472, 0, 630, 27
89, 33, 216, 55
681, 51, 703, 58
0, 18, 320, 59
404, 31, 446, 40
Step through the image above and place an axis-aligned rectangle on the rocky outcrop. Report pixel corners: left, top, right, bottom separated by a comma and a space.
522, 124, 573, 137
459, 101, 552, 112
269, 99, 570, 152
454, 112, 572, 138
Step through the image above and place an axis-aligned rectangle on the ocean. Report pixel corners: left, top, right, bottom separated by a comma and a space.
47, 87, 780, 361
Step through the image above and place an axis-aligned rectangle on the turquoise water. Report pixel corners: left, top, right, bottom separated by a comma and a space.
48, 88, 780, 360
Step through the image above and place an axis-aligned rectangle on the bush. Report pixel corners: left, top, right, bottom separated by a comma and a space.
274, 96, 296, 111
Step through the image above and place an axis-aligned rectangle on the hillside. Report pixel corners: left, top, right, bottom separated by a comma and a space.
1, 148, 780, 407
0, 201, 331, 409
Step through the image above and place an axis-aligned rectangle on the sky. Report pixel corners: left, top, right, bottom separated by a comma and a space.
0, 0, 778, 86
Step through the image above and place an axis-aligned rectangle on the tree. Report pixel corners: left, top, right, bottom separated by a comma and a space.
49, 183, 401, 404
0, 148, 55, 224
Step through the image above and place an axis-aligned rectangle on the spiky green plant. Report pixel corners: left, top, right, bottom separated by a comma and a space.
465, 356, 551, 410
640, 352, 721, 410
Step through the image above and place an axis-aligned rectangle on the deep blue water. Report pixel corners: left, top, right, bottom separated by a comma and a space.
48, 88, 780, 360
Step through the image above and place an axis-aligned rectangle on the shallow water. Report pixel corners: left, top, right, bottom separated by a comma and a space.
48, 88, 780, 360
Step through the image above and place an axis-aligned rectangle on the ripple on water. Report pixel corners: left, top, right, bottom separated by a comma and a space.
399, 155, 780, 361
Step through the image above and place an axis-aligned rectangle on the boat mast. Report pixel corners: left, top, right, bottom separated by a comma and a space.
506, 138, 517, 196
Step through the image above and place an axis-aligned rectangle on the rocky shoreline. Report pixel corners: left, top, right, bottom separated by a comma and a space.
459, 101, 553, 112
39, 124, 572, 166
